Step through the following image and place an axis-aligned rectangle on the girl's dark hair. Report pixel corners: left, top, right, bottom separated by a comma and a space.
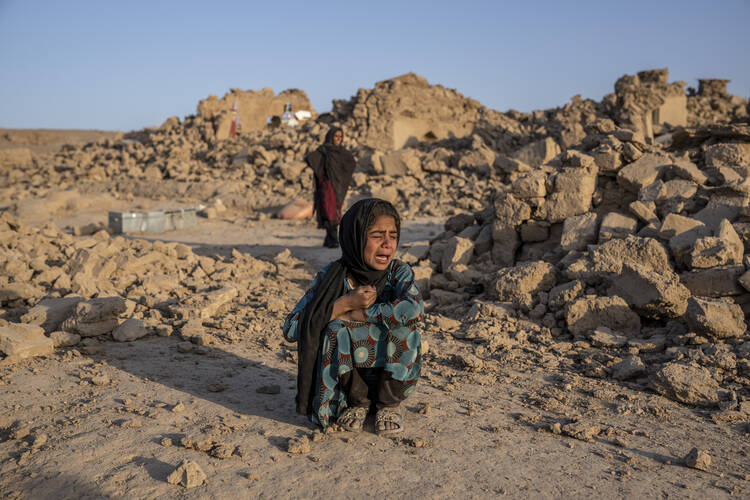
366, 200, 401, 240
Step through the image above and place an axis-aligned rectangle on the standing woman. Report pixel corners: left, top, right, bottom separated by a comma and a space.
305, 126, 356, 248
283, 199, 424, 435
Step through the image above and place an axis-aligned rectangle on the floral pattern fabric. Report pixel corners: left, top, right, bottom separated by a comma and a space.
283, 260, 424, 427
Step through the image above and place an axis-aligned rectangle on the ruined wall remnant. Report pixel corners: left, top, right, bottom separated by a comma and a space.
331, 73, 485, 151
610, 68, 688, 141
197, 88, 314, 140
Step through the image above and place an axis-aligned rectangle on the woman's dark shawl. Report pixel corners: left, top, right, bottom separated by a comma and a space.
304, 127, 356, 206
295, 198, 401, 415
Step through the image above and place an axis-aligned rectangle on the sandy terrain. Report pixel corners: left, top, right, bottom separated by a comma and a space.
0, 198, 748, 499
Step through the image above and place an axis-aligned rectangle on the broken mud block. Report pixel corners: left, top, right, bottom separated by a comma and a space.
489, 261, 557, 308
566, 296, 641, 337
683, 448, 711, 472
441, 236, 474, 273
560, 213, 598, 251
491, 222, 519, 267
650, 362, 723, 406
20, 297, 84, 333
617, 154, 671, 193
112, 318, 148, 342
61, 297, 127, 337
538, 166, 598, 223
679, 266, 745, 297
598, 212, 638, 243
172, 286, 238, 319
166, 460, 207, 488
685, 297, 746, 339
607, 264, 690, 319
0, 323, 54, 362
611, 355, 647, 381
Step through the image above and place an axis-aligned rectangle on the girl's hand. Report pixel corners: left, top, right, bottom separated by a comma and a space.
346, 285, 376, 310
340, 308, 367, 322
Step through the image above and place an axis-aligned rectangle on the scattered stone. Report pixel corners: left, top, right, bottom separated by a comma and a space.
112, 318, 148, 342
166, 460, 207, 488
0, 324, 54, 362
650, 363, 723, 406
256, 384, 281, 395
287, 436, 311, 455
683, 448, 711, 472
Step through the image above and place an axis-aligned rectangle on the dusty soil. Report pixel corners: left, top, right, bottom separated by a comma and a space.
1, 196, 748, 499
0, 129, 122, 155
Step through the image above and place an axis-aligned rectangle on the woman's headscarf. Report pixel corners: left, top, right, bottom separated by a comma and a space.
305, 127, 356, 205
294, 198, 401, 415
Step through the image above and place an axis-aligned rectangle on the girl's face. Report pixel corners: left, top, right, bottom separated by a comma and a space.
363, 215, 398, 271
332, 130, 343, 146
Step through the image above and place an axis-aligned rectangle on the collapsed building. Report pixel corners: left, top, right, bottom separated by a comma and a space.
1, 68, 749, 410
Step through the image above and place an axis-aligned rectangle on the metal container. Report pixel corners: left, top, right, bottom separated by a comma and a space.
109, 208, 195, 234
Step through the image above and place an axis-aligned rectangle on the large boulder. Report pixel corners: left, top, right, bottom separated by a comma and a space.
617, 153, 671, 193
20, 297, 84, 333
560, 213, 598, 251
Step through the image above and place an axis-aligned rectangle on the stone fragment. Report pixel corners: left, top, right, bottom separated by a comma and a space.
287, 436, 311, 454
617, 153, 670, 193
491, 222, 519, 267
650, 362, 722, 406
561, 421, 600, 442
112, 318, 148, 342
611, 355, 646, 380
19, 297, 84, 333
739, 270, 750, 293
0, 283, 44, 305
173, 286, 238, 319
684, 448, 711, 472
540, 167, 598, 222
511, 137, 560, 167
566, 296, 641, 337
493, 192, 531, 227
608, 264, 690, 319
0, 324, 54, 361
256, 384, 281, 395
49, 331, 81, 347
519, 221, 549, 242
598, 212, 638, 243
560, 213, 598, 251
685, 297, 746, 339
588, 327, 628, 347
444, 213, 475, 234
489, 261, 557, 307
512, 171, 547, 199
669, 158, 707, 185
380, 149, 422, 177
166, 460, 207, 488
548, 281, 584, 310
628, 200, 659, 226
679, 266, 745, 297
441, 236, 474, 272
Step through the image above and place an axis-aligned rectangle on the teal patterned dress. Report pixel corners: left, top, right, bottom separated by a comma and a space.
283, 259, 424, 427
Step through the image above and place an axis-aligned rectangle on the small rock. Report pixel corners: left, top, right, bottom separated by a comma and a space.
166, 460, 207, 488
208, 383, 226, 393
171, 402, 185, 413
112, 318, 148, 342
210, 444, 233, 459
561, 421, 600, 442
161, 438, 173, 447
256, 384, 280, 395
684, 447, 711, 471
91, 374, 110, 386
287, 436, 311, 454
177, 342, 194, 353
418, 403, 431, 415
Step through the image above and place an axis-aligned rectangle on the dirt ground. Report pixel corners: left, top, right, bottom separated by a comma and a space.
1, 194, 749, 499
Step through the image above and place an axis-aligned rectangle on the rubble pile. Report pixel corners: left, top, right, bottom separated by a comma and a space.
4, 69, 745, 221
0, 211, 304, 362
687, 78, 749, 126
419, 116, 750, 406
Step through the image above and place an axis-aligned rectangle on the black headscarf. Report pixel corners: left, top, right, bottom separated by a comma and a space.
305, 127, 356, 205
295, 198, 401, 415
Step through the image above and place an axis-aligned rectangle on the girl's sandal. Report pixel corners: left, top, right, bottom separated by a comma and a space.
337, 406, 367, 432
375, 407, 403, 436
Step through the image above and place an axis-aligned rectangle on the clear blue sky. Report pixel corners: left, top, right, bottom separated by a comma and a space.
1, 0, 748, 131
